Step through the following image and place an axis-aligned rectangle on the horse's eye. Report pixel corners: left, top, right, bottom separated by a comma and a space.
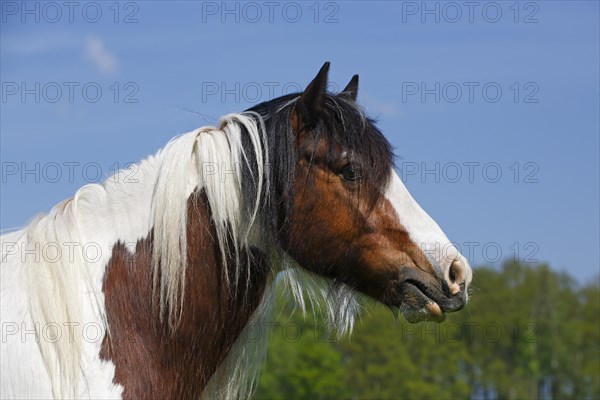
340, 164, 359, 182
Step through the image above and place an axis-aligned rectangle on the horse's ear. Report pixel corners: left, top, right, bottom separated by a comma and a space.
340, 74, 359, 101
291, 62, 330, 134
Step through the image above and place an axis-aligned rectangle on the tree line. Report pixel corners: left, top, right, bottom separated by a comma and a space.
254, 261, 600, 399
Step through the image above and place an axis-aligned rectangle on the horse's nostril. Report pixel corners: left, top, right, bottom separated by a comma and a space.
445, 259, 467, 296
449, 260, 464, 285
449, 264, 457, 283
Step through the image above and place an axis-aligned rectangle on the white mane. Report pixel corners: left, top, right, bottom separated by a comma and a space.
0, 112, 359, 399
150, 113, 268, 327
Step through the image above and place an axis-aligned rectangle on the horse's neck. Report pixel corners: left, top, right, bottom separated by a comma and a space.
100, 189, 270, 399
87, 125, 270, 398
4, 121, 271, 398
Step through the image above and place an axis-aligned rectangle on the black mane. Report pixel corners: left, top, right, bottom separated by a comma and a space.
241, 92, 394, 243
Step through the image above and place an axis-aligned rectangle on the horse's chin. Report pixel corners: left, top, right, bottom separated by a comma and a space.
398, 281, 447, 323
402, 303, 447, 323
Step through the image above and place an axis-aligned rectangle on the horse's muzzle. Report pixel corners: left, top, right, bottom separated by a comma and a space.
397, 271, 468, 323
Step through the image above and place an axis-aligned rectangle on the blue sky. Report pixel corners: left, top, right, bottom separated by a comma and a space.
1, 1, 598, 282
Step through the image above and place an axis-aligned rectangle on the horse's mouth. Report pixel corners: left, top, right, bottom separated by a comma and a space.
398, 280, 449, 323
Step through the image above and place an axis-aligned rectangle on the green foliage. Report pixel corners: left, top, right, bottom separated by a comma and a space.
255, 298, 351, 400
253, 262, 600, 400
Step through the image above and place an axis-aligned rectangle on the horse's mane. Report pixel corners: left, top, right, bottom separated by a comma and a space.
151, 113, 268, 327
13, 92, 393, 399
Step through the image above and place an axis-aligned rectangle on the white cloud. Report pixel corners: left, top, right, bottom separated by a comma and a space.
84, 36, 118, 75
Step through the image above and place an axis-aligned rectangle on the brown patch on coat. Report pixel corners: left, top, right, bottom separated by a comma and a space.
100, 190, 269, 399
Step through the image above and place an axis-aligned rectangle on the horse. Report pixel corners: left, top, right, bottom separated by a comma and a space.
0, 62, 472, 399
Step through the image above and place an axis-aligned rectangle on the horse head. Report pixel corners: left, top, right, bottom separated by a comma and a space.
262, 62, 472, 322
